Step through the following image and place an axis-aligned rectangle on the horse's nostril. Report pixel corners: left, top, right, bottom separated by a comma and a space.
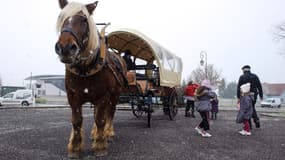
69, 44, 78, 52
55, 43, 62, 55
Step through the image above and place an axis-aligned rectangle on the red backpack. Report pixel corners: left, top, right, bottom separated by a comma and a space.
185, 84, 199, 96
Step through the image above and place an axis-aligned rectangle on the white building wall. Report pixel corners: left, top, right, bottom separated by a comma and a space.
42, 83, 66, 96
281, 91, 285, 103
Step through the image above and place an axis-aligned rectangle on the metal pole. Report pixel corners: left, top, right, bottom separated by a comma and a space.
205, 52, 207, 79
200, 51, 208, 79
30, 72, 32, 89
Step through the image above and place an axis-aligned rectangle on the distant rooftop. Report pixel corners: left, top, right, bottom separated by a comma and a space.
25, 75, 65, 80
262, 83, 285, 96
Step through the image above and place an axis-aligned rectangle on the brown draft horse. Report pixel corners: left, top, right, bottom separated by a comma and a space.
55, 0, 127, 158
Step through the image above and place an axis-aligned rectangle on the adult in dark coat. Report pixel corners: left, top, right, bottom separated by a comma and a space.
122, 50, 135, 70
237, 65, 263, 128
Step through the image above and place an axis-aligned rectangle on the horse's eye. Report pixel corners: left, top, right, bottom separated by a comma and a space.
81, 18, 88, 24
83, 19, 88, 25
81, 20, 88, 28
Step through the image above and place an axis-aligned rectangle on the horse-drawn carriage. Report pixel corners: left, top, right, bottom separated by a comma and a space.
108, 29, 183, 127
55, 0, 183, 157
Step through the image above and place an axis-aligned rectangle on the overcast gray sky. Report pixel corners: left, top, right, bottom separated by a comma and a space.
1, 0, 285, 86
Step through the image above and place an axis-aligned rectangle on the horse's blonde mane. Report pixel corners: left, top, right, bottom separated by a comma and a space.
56, 2, 99, 55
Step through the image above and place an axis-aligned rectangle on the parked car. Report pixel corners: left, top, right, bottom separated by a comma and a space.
260, 98, 281, 108
0, 89, 34, 106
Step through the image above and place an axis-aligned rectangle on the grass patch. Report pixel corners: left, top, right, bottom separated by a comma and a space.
261, 112, 285, 118
278, 112, 285, 117
35, 97, 47, 104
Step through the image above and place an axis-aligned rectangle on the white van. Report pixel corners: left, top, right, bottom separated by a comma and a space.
260, 98, 281, 108
0, 89, 34, 106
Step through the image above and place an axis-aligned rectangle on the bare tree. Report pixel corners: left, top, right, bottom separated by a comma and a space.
273, 22, 285, 57
218, 78, 226, 96
222, 81, 238, 98
187, 64, 222, 86
274, 22, 285, 41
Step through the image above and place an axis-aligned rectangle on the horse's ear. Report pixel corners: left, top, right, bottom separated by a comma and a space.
86, 1, 98, 15
59, 0, 68, 9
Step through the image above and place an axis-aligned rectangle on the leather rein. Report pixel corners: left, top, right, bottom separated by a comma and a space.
62, 22, 110, 77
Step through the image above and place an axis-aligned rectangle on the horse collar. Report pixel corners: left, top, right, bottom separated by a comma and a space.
66, 45, 105, 77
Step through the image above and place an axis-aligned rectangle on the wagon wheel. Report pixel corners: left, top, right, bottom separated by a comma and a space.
131, 96, 144, 118
162, 97, 170, 115
168, 89, 178, 120
131, 84, 144, 118
146, 93, 153, 128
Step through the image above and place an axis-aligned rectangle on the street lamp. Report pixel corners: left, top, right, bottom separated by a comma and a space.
200, 50, 207, 79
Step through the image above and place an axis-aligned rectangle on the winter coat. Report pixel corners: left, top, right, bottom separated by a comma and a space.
123, 54, 135, 70
185, 83, 199, 97
236, 94, 254, 123
195, 86, 215, 112
184, 83, 199, 101
211, 98, 219, 113
237, 71, 263, 100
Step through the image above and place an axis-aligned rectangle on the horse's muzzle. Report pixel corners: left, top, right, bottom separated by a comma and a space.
55, 42, 79, 64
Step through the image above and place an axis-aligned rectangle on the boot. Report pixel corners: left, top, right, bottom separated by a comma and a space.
214, 113, 217, 120
185, 106, 190, 117
255, 122, 260, 128
255, 120, 260, 128
185, 111, 190, 117
191, 107, 195, 118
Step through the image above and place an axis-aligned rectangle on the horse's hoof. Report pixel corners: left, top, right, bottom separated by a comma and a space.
68, 153, 80, 159
95, 150, 108, 157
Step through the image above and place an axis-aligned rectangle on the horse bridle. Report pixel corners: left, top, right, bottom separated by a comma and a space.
60, 15, 89, 54
62, 25, 100, 66
60, 14, 109, 77
61, 28, 86, 51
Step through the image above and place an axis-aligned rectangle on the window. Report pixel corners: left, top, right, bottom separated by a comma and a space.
23, 93, 32, 99
3, 93, 13, 98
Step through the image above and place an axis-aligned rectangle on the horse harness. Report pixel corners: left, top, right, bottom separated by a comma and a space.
65, 24, 128, 87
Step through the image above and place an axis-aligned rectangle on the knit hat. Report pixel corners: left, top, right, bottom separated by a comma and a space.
201, 79, 211, 89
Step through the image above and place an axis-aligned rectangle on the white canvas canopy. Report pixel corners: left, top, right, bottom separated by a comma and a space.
107, 28, 183, 87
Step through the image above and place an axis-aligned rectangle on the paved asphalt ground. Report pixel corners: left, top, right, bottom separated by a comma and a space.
0, 106, 284, 160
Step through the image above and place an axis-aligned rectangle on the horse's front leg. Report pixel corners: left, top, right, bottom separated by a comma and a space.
91, 97, 116, 156
68, 106, 84, 158
105, 118, 115, 140
105, 96, 118, 140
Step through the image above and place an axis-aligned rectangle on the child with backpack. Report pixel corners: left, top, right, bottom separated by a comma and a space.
194, 80, 215, 138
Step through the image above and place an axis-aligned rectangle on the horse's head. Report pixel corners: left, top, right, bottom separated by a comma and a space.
55, 0, 99, 64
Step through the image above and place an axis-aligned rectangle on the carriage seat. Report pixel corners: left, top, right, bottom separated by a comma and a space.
134, 64, 158, 81
126, 71, 136, 85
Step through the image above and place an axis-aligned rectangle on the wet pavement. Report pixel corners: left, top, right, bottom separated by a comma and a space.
0, 107, 284, 160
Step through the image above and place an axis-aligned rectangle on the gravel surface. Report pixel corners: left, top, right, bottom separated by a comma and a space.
0, 107, 284, 160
